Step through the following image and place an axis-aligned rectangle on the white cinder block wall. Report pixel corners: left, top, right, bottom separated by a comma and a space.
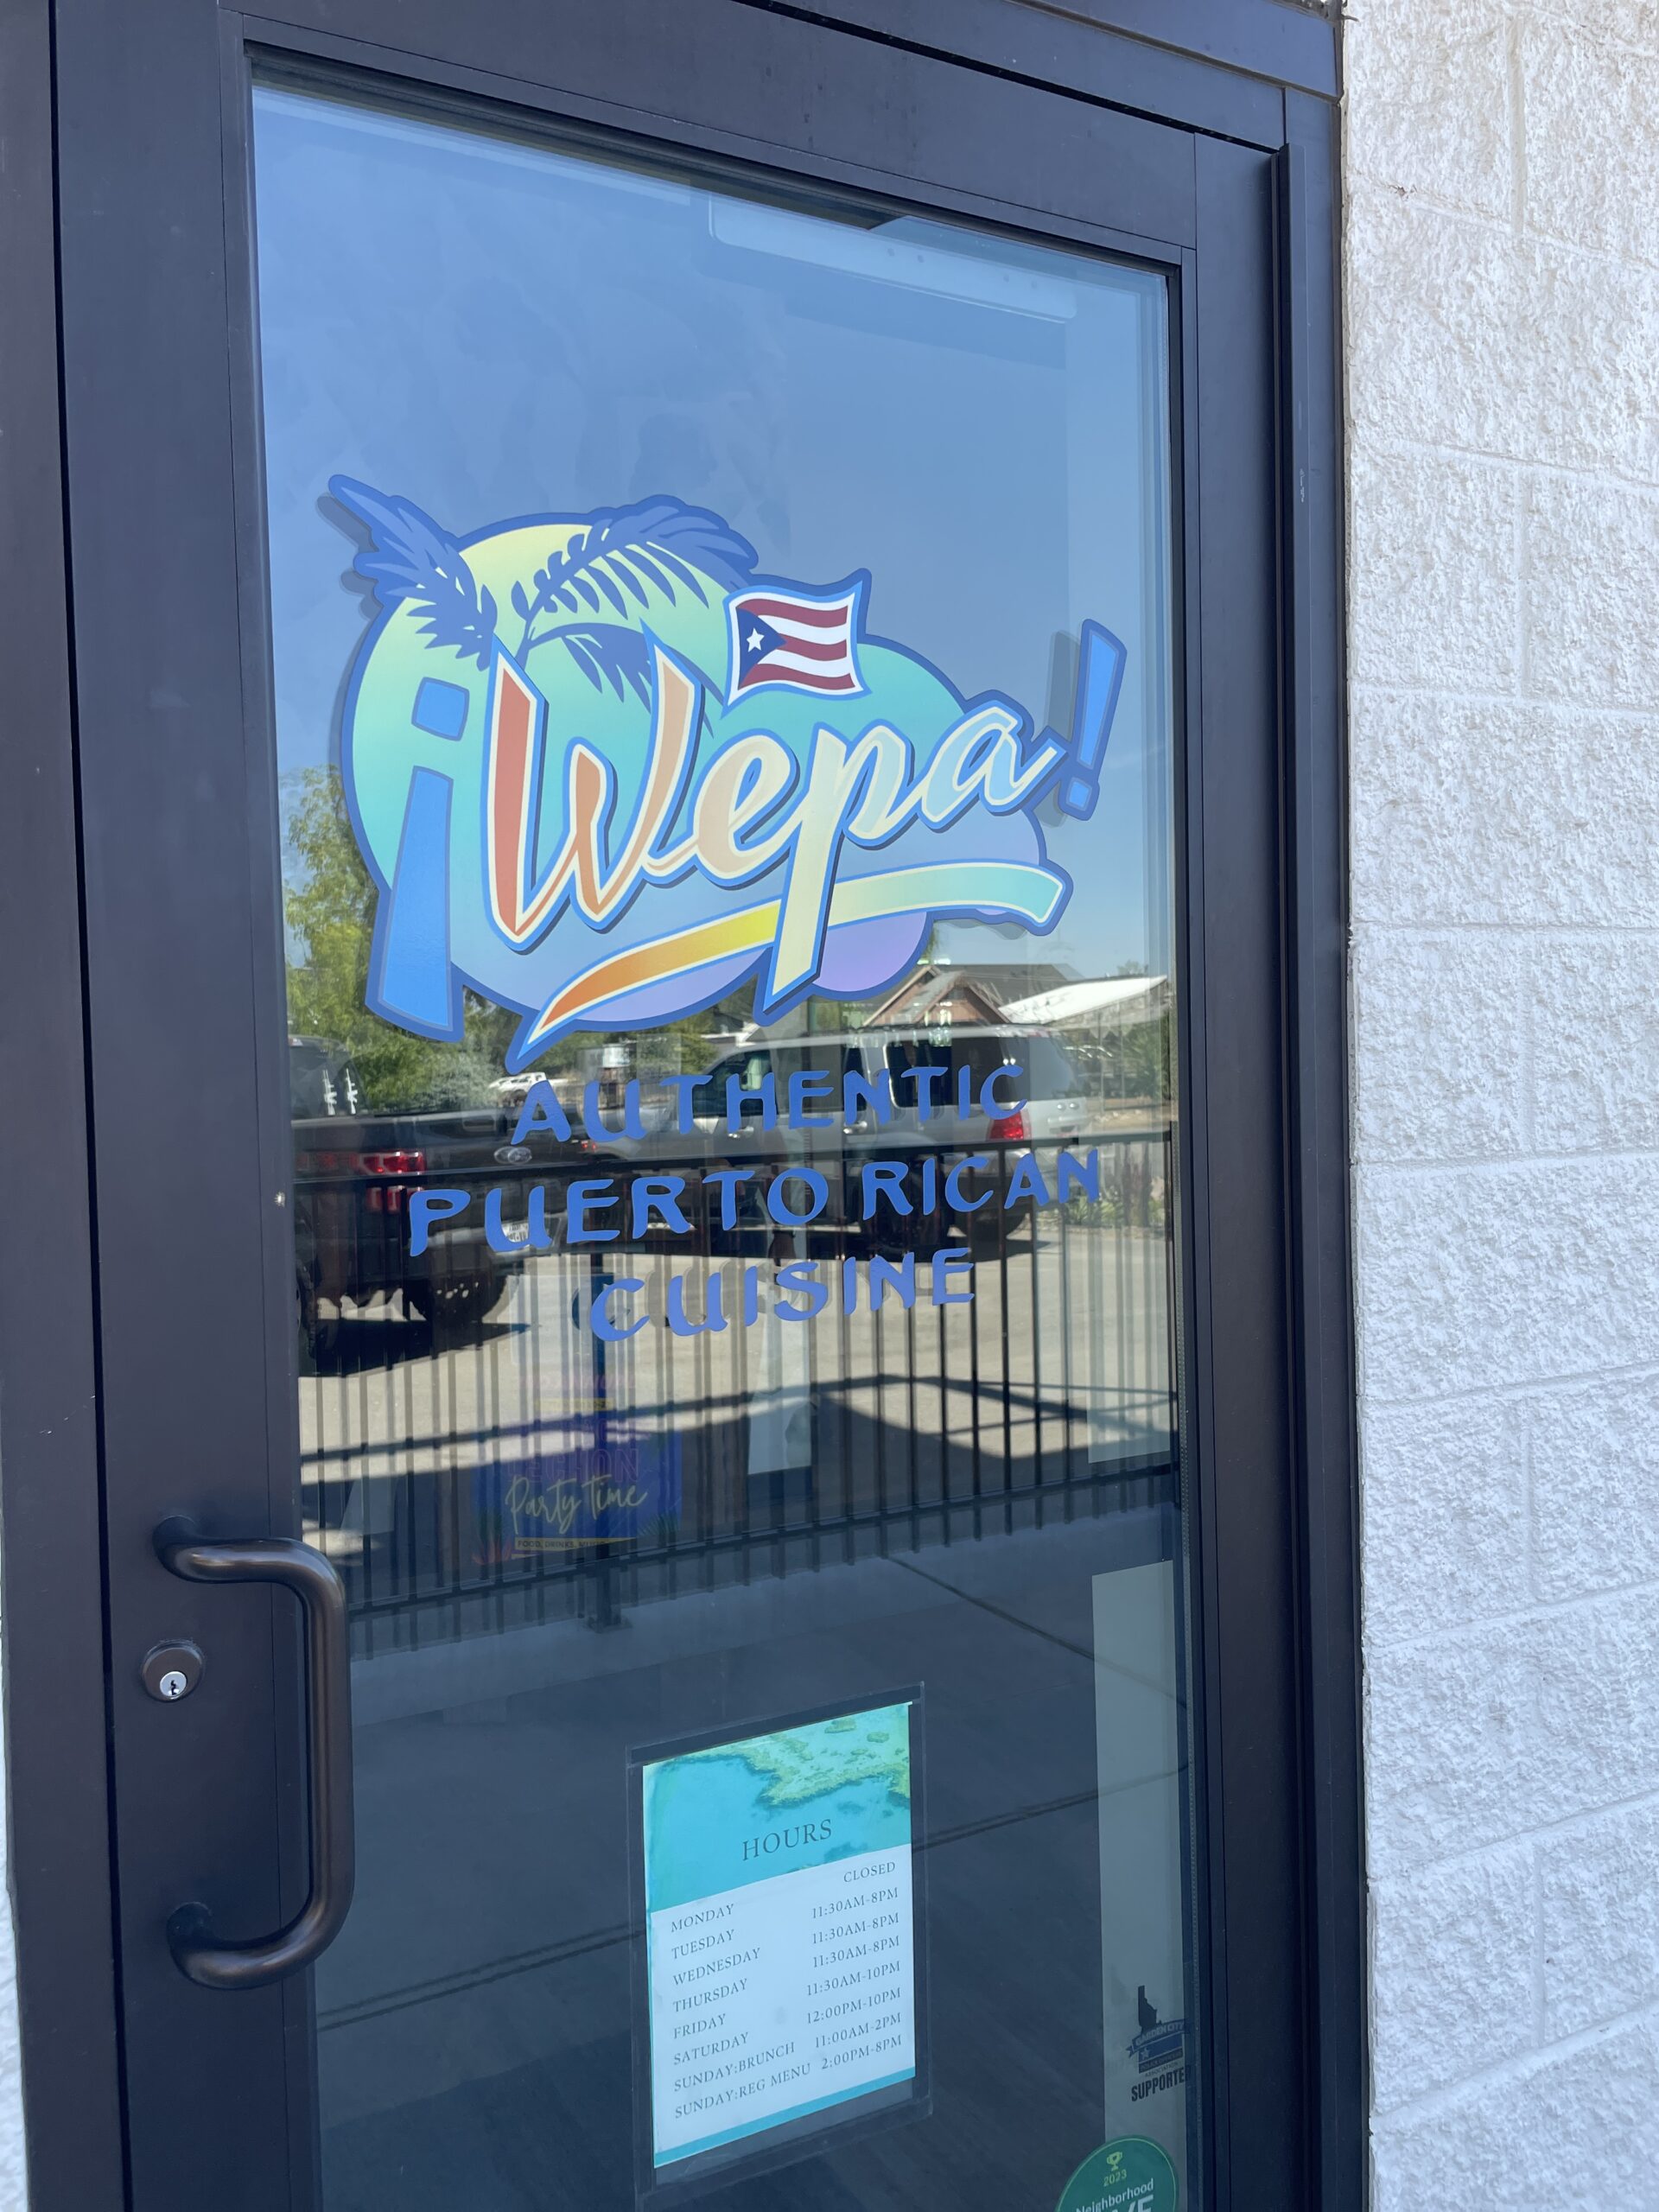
1346, 3, 1659, 2204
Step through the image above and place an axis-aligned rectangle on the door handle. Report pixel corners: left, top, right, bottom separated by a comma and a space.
154, 1519, 356, 1991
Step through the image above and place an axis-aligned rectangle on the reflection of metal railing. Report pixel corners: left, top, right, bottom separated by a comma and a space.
296, 1126, 1177, 1655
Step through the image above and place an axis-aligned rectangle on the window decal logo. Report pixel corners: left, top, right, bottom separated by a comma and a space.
330, 481, 1126, 1072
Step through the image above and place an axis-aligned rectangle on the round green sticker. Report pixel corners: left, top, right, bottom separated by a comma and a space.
1055, 2137, 1178, 2212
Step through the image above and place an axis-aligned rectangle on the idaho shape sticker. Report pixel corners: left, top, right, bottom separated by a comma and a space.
1055, 2136, 1178, 2212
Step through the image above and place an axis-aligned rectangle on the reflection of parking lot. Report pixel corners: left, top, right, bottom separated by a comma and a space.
302, 1179, 1174, 1644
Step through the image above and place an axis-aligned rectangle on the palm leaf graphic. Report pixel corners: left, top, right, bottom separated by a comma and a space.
558, 626, 655, 706
516, 497, 757, 665
328, 476, 499, 670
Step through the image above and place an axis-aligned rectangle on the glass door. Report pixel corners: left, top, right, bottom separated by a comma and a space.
254, 82, 1191, 2212
59, 7, 1315, 2207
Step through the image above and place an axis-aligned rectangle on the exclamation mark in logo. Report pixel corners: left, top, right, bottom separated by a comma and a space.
1055, 619, 1128, 820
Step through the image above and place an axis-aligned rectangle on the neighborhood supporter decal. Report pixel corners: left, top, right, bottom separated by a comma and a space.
327, 481, 1128, 1337
1055, 2138, 1178, 2212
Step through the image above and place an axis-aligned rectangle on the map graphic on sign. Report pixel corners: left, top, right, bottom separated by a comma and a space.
639, 1701, 922, 2177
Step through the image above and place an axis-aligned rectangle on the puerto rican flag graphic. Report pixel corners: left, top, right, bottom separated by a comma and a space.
726, 579, 864, 700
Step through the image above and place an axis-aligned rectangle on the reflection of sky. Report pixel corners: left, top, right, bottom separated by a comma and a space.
253, 87, 1173, 987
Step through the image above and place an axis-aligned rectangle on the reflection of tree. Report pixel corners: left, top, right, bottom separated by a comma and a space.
1088, 963, 1171, 1105
283, 767, 514, 1111
281, 766, 737, 1109
1065, 1015, 1170, 1106
1109, 1015, 1172, 1103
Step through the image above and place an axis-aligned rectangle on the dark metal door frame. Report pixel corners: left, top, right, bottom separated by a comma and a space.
0, 2, 1357, 2206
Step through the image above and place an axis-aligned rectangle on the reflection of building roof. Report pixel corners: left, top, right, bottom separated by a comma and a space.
940, 960, 1071, 1002
860, 964, 1010, 1028
1001, 976, 1169, 1026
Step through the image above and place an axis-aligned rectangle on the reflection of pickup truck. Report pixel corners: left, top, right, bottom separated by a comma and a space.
289, 1036, 548, 1351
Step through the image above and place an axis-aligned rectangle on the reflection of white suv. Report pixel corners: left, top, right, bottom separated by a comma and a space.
591, 1024, 1096, 1254
688, 1025, 1090, 1148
